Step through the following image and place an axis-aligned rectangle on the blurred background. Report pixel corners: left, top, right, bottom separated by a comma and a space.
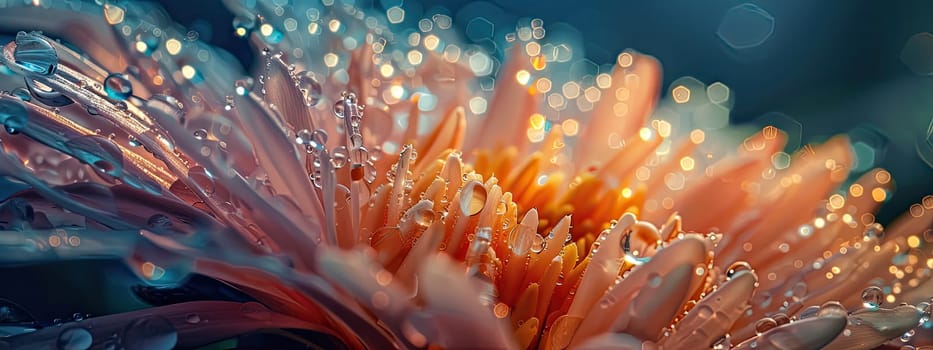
158, 0, 933, 225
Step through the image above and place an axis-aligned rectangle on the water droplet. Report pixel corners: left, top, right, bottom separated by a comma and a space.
193, 129, 208, 140
818, 301, 848, 318
57, 327, 92, 350
861, 286, 884, 309
918, 300, 931, 323
184, 313, 200, 324
508, 224, 536, 256
104, 73, 133, 100
122, 316, 177, 350
900, 329, 915, 342
297, 71, 322, 107
772, 313, 790, 325
726, 261, 752, 279
13, 31, 58, 75
530, 234, 546, 253
11, 87, 31, 101
712, 334, 731, 350
755, 317, 777, 335
72, 313, 84, 321
459, 182, 487, 216
413, 208, 434, 227
0, 99, 29, 135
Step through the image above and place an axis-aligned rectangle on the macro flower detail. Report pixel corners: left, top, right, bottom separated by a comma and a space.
0, 1, 930, 350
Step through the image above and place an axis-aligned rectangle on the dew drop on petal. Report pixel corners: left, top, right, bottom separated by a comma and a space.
861, 286, 884, 309
104, 73, 133, 100
57, 327, 93, 350
13, 31, 58, 75
459, 182, 486, 216
754, 317, 777, 335
818, 301, 848, 318
726, 261, 752, 279
297, 71, 322, 107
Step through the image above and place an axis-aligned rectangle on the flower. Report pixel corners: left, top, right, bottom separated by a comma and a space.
0, 1, 929, 349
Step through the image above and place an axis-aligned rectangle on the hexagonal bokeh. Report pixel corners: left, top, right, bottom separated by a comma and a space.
849, 125, 889, 173
465, 17, 494, 41
754, 112, 803, 151
901, 32, 933, 75
717, 3, 775, 50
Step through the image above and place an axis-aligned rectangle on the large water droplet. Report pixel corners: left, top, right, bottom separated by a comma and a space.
11, 87, 31, 101
726, 261, 752, 279
754, 317, 777, 335
460, 181, 487, 216
122, 316, 176, 350
184, 313, 200, 324
529, 234, 546, 253
799, 305, 820, 319
145, 94, 185, 124
297, 71, 322, 107
900, 329, 915, 342
193, 129, 208, 140
57, 327, 92, 350
861, 286, 884, 309
508, 224, 536, 256
104, 73, 133, 100
818, 301, 848, 318
13, 31, 58, 75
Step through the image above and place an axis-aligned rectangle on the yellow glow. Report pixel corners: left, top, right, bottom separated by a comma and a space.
562, 119, 579, 136
531, 55, 547, 70
181, 65, 197, 80
672, 85, 690, 103
525, 42, 541, 56
135, 41, 148, 53
324, 53, 339, 67
814, 217, 826, 229
639, 127, 653, 141
656, 120, 672, 138
871, 187, 887, 202
165, 39, 182, 55
617, 52, 634, 67
236, 27, 248, 37
690, 129, 705, 144
596, 73, 612, 89
850, 183, 863, 197
875, 170, 891, 184
621, 187, 633, 198
529, 113, 546, 130
680, 156, 695, 171
908, 235, 921, 248
390, 85, 404, 99
103, 3, 125, 25
260, 24, 274, 36
424, 35, 440, 50
380, 64, 394, 78
328, 19, 341, 32
515, 70, 531, 85
407, 50, 423, 65
829, 194, 845, 210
